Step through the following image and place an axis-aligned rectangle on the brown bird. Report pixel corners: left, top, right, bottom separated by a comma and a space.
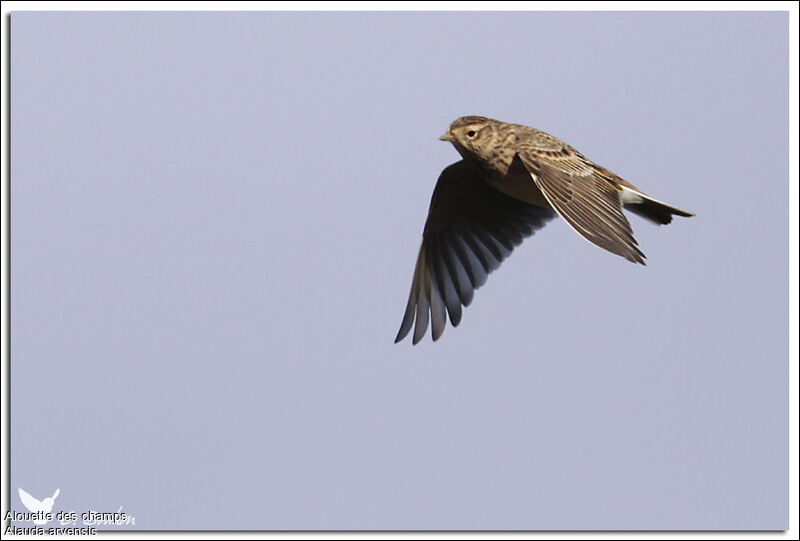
395, 116, 693, 344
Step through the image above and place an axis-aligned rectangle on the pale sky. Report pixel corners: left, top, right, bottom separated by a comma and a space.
10, 11, 789, 530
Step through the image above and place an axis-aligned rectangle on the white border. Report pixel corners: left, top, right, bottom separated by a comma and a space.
0, 1, 798, 11
1, 3, 797, 540
788, 1, 799, 540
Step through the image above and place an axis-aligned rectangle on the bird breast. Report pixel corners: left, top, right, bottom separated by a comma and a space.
484, 154, 552, 209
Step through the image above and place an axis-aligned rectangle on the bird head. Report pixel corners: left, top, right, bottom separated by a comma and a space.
439, 116, 498, 161
44, 489, 60, 507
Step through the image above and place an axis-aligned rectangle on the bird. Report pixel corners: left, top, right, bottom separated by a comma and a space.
395, 116, 693, 345
17, 487, 60, 524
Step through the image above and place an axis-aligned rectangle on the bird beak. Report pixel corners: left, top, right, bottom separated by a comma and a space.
439, 132, 455, 142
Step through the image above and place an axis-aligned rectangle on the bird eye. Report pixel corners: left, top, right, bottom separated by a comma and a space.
467, 130, 476, 138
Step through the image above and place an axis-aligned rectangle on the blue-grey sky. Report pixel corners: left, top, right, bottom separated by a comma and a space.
11, 11, 788, 530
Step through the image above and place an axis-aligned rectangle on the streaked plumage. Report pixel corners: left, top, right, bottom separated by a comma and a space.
396, 116, 693, 344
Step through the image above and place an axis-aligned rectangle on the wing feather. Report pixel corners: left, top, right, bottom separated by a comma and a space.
518, 150, 646, 265
395, 160, 556, 344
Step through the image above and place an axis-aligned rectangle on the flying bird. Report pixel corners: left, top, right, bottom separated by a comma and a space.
395, 116, 693, 344
18, 487, 60, 524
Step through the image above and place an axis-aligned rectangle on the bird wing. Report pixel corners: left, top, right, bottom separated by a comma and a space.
18, 487, 43, 511
395, 160, 556, 344
517, 145, 645, 265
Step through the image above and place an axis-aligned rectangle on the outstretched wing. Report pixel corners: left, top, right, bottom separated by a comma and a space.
395, 160, 556, 344
518, 145, 645, 265
18, 487, 43, 511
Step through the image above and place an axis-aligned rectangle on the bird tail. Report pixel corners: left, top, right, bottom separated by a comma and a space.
620, 186, 694, 225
